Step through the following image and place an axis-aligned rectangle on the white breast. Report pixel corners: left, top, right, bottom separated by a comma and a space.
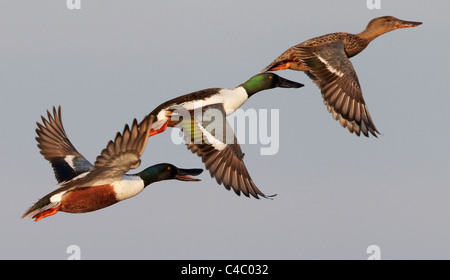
111, 176, 145, 201
219, 87, 248, 115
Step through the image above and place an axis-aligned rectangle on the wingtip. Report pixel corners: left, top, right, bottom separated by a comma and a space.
263, 193, 277, 200
247, 191, 277, 200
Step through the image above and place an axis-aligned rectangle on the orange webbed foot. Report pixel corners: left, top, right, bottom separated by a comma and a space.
148, 121, 168, 138
32, 205, 61, 222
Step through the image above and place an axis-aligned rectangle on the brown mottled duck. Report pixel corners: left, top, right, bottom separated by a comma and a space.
261, 16, 422, 137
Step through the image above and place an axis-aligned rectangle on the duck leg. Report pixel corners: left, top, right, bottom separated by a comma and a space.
148, 121, 169, 137
32, 204, 62, 222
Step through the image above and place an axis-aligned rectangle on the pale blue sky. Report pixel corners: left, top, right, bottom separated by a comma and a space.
1, 0, 449, 259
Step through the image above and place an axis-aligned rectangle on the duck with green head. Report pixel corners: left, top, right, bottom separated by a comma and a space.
260, 16, 422, 137
22, 107, 202, 222
146, 73, 303, 200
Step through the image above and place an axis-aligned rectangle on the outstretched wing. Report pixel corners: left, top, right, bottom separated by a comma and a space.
35, 106, 94, 183
23, 114, 154, 220
81, 114, 154, 186
292, 41, 380, 137
173, 104, 274, 199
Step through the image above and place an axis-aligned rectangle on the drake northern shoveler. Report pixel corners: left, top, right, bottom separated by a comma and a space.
260, 16, 422, 137
146, 73, 303, 199
22, 107, 203, 222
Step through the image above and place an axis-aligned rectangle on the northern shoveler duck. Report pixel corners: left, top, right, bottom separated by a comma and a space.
260, 16, 422, 137
22, 107, 203, 222
147, 73, 303, 199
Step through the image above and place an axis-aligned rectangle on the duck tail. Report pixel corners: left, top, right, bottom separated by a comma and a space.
260, 60, 282, 73
22, 195, 62, 222
259, 64, 273, 73
260, 60, 293, 73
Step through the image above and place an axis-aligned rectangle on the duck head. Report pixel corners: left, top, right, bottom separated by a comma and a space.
362, 16, 422, 39
139, 163, 203, 187
240, 73, 304, 97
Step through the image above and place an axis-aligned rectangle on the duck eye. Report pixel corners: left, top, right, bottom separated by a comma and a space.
269, 75, 273, 79
167, 166, 171, 171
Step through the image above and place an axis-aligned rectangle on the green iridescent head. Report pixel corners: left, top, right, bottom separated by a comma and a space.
138, 163, 203, 187
240, 73, 304, 97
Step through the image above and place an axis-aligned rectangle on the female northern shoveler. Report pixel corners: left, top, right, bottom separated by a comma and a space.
147, 73, 303, 199
22, 107, 203, 222
260, 16, 422, 137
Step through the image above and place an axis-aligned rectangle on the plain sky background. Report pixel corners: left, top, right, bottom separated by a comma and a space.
1, 0, 448, 260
